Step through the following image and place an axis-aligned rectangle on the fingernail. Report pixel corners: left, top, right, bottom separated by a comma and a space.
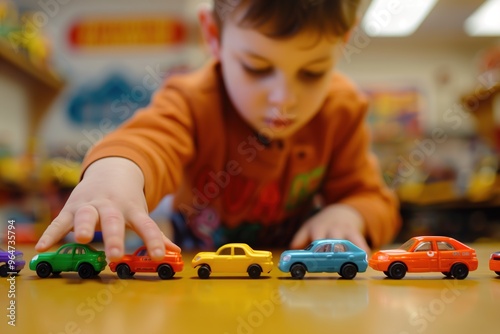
75, 230, 90, 242
152, 248, 164, 258
108, 247, 121, 259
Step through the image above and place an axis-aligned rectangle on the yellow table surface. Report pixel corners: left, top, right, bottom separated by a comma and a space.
2, 243, 500, 334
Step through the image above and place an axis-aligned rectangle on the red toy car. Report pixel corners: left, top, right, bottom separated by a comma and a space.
109, 246, 183, 279
369, 236, 478, 279
489, 251, 500, 276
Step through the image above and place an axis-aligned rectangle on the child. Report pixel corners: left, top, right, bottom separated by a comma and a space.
36, 0, 400, 261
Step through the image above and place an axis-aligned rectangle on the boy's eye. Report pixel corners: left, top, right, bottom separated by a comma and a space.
241, 63, 272, 76
300, 70, 326, 80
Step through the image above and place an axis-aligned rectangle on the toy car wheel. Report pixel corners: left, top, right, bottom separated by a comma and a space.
0, 264, 8, 277
496, 271, 500, 276
94, 271, 101, 276
247, 264, 262, 279
116, 264, 133, 279
388, 262, 406, 279
340, 263, 358, 279
290, 264, 306, 279
52, 271, 62, 276
36, 262, 52, 278
198, 265, 211, 279
451, 263, 469, 280
158, 264, 174, 279
442, 271, 452, 278
383, 271, 390, 277
78, 263, 95, 279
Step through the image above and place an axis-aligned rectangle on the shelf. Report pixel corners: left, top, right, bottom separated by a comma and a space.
0, 35, 66, 230
0, 38, 64, 91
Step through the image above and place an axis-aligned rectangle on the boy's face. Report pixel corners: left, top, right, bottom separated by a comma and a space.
218, 15, 343, 139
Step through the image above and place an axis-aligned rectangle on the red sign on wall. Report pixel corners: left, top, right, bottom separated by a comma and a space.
68, 16, 187, 49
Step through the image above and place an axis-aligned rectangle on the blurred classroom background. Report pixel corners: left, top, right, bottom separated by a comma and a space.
1, 0, 500, 246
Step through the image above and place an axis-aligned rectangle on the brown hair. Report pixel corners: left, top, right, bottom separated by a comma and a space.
213, 0, 361, 38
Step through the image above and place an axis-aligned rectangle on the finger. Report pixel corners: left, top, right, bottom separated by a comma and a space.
290, 224, 311, 249
98, 207, 126, 261
35, 211, 74, 252
157, 219, 181, 253
310, 223, 331, 241
162, 233, 181, 253
323, 227, 371, 253
324, 228, 343, 240
348, 232, 371, 254
129, 212, 166, 260
73, 205, 99, 244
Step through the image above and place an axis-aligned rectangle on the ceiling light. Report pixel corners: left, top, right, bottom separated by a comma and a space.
361, 0, 438, 37
464, 0, 500, 36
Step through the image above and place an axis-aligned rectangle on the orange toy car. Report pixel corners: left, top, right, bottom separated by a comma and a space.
369, 236, 478, 279
489, 251, 500, 276
109, 246, 183, 279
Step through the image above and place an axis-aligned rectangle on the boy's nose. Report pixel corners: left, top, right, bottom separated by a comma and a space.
268, 82, 297, 111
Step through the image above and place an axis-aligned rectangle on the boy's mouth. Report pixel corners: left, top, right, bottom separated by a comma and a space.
265, 117, 294, 131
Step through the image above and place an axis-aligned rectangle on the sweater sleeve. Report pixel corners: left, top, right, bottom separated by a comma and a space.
81, 82, 196, 211
320, 92, 401, 248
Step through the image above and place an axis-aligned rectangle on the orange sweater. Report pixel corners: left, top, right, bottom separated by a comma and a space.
83, 61, 400, 248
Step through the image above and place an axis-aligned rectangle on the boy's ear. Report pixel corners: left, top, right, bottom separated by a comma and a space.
343, 29, 353, 44
198, 4, 221, 60
342, 17, 361, 44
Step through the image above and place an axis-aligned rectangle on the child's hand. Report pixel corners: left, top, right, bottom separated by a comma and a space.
290, 204, 370, 253
35, 157, 180, 261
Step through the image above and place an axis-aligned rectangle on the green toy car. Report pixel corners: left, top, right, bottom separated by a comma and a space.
30, 243, 107, 279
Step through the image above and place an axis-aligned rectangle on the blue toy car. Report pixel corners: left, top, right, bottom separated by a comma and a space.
278, 239, 368, 279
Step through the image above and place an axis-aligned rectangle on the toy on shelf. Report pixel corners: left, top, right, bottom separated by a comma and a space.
0, 0, 18, 38
191, 243, 273, 279
109, 246, 183, 279
489, 251, 500, 276
29, 243, 106, 279
0, 247, 25, 276
369, 236, 478, 280
278, 239, 368, 279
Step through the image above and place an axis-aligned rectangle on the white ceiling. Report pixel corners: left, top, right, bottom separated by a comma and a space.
359, 0, 499, 48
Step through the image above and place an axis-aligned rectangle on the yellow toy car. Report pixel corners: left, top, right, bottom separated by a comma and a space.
191, 243, 273, 279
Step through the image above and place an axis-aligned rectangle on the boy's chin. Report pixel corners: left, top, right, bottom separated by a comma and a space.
255, 127, 297, 143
